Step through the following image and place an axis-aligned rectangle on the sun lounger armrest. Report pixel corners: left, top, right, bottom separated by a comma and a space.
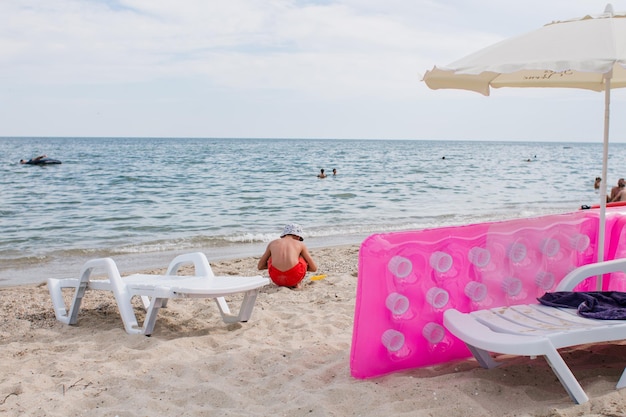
555, 258, 626, 291
165, 252, 213, 277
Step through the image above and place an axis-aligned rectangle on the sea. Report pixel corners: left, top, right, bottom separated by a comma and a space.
1, 136, 622, 287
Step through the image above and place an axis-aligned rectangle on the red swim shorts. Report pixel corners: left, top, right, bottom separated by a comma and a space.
268, 257, 307, 287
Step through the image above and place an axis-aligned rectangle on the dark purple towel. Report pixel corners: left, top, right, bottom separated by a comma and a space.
538, 291, 626, 320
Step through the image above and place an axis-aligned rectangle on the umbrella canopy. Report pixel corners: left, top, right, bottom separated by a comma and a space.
423, 4, 626, 282
424, 5, 626, 93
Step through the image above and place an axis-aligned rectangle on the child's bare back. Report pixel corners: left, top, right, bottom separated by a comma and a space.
258, 224, 318, 287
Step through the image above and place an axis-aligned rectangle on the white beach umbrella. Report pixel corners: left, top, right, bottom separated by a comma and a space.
423, 4, 626, 285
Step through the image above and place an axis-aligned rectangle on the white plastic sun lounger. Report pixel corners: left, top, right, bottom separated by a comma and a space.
48, 252, 270, 336
444, 258, 626, 404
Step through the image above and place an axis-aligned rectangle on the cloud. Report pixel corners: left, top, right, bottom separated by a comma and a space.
0, 0, 492, 98
1, 0, 626, 139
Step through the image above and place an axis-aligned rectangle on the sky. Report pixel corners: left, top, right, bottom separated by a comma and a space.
2, 0, 626, 142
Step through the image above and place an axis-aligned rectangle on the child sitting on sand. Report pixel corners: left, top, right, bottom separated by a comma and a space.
258, 223, 318, 288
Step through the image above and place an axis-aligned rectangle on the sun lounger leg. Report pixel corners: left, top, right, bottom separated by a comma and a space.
214, 297, 232, 317
216, 290, 261, 323
49, 263, 99, 326
67, 279, 89, 325
47, 278, 79, 324
543, 349, 589, 404
141, 297, 167, 336
140, 295, 151, 310
617, 368, 626, 389
466, 345, 501, 369
235, 290, 261, 322
114, 291, 144, 335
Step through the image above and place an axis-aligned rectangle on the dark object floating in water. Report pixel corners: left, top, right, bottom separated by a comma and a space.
21, 158, 62, 165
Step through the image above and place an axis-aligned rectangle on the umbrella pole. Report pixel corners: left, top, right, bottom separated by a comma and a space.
597, 71, 612, 290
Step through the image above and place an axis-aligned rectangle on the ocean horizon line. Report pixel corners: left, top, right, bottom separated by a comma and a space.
0, 136, 611, 144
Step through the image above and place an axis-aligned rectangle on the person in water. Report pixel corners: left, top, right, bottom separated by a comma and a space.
594, 177, 602, 190
332, 168, 337, 176
317, 169, 327, 178
258, 223, 318, 288
20, 155, 47, 164
609, 178, 625, 202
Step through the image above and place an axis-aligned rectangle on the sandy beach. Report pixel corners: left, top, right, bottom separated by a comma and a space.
2, 244, 626, 416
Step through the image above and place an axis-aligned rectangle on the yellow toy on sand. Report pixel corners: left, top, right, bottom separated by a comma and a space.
310, 274, 327, 281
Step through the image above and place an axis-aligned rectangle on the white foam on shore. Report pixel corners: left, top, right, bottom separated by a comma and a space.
0, 234, 366, 288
